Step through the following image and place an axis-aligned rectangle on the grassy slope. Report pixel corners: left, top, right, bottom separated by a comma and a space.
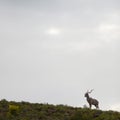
0, 99, 120, 120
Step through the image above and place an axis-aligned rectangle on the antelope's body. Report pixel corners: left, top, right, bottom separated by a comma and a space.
84, 90, 99, 109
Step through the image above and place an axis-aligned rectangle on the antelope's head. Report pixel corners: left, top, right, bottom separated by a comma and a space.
84, 89, 93, 97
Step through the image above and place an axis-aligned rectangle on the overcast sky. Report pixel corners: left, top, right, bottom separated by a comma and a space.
0, 0, 120, 111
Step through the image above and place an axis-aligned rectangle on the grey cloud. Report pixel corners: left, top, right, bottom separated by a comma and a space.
0, 0, 120, 111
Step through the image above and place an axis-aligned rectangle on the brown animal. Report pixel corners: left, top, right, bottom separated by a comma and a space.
84, 89, 99, 109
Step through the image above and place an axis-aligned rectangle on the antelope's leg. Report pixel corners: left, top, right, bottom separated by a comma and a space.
89, 104, 92, 109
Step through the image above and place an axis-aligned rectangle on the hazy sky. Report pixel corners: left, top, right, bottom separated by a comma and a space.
0, 0, 120, 111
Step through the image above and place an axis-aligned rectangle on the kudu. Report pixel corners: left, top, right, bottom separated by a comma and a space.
84, 89, 99, 109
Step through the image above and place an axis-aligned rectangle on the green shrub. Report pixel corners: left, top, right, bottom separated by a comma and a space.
8, 104, 20, 116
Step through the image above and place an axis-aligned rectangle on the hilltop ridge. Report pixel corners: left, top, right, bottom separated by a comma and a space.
0, 99, 120, 120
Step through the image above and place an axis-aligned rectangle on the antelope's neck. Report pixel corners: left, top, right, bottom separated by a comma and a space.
87, 95, 90, 100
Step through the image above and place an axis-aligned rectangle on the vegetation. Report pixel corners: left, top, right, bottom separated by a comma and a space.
0, 99, 120, 120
